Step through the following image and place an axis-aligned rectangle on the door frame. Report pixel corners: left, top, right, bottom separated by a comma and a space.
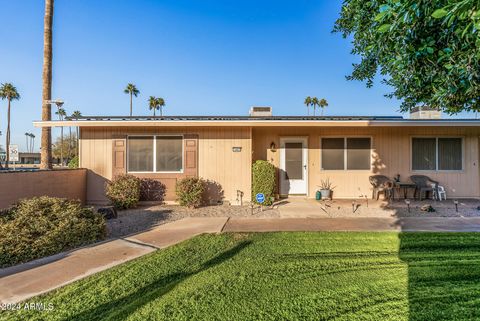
279, 136, 309, 196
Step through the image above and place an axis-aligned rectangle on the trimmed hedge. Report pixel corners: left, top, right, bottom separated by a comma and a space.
0, 197, 106, 268
140, 178, 166, 202
252, 160, 276, 206
176, 177, 205, 208
105, 174, 141, 209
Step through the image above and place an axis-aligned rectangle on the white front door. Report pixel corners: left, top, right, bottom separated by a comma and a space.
280, 137, 308, 195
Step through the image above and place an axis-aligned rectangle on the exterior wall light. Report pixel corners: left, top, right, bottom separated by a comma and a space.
270, 142, 276, 152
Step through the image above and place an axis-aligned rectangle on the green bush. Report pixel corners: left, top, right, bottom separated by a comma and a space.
176, 177, 205, 208
105, 174, 141, 209
0, 197, 105, 268
252, 160, 276, 206
68, 155, 79, 169
140, 178, 166, 202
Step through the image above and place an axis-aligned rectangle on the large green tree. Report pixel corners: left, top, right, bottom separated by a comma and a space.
334, 0, 480, 114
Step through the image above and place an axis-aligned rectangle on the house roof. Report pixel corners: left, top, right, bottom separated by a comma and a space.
33, 115, 480, 128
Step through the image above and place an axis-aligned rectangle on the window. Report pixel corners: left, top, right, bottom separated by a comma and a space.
128, 136, 183, 172
321, 137, 371, 170
412, 137, 462, 171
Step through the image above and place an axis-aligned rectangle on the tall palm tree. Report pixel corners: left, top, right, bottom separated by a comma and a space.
148, 96, 158, 116
55, 107, 66, 165
71, 110, 81, 156
41, 0, 54, 169
311, 97, 319, 116
124, 84, 140, 116
30, 133, 36, 152
304, 96, 312, 116
25, 132, 30, 152
157, 97, 166, 116
319, 98, 329, 116
0, 83, 20, 169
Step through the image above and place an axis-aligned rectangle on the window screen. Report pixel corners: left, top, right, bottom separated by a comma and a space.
347, 138, 371, 170
412, 138, 436, 170
285, 142, 303, 179
438, 138, 462, 170
156, 136, 183, 171
128, 136, 153, 172
321, 138, 345, 170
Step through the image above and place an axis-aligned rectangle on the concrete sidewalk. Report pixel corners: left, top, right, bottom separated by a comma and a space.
0, 217, 228, 305
223, 217, 480, 232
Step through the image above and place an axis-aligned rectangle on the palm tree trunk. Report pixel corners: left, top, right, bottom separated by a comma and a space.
130, 93, 133, 116
26, 135, 28, 153
41, 0, 54, 169
160, 107, 163, 117
5, 99, 11, 169
153, 108, 156, 116
68, 126, 72, 162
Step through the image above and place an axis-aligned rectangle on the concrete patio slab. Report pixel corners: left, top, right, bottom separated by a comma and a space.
224, 217, 480, 232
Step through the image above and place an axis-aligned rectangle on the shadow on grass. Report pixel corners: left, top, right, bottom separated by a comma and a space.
71, 240, 251, 321
398, 233, 480, 321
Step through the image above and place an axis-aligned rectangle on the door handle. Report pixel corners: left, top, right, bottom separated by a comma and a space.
303, 165, 307, 169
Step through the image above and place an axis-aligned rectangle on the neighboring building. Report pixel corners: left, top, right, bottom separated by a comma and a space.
18, 152, 41, 165
34, 108, 480, 204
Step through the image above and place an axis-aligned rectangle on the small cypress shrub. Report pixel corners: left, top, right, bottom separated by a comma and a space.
252, 160, 276, 206
176, 177, 205, 208
105, 174, 141, 209
68, 156, 79, 169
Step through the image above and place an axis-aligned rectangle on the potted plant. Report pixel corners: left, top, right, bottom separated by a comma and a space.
318, 178, 335, 200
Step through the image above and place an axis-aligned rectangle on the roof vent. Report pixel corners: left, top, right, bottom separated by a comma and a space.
410, 106, 442, 119
249, 106, 272, 117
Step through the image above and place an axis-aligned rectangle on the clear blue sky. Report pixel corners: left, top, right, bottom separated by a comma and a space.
0, 0, 475, 152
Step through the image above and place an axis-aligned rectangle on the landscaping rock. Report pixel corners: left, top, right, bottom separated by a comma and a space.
98, 206, 118, 220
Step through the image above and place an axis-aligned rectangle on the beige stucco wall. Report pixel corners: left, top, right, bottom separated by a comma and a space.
80, 126, 252, 204
253, 126, 480, 199
0, 169, 87, 209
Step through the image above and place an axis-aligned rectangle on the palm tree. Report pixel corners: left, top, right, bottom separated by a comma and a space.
304, 96, 312, 116
25, 132, 30, 152
41, 0, 54, 169
124, 84, 140, 116
0, 83, 20, 169
71, 110, 81, 156
30, 133, 36, 152
148, 96, 158, 116
157, 97, 166, 116
55, 107, 66, 165
319, 98, 329, 116
311, 97, 319, 116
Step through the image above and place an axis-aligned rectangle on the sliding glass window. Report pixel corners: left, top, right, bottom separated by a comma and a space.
128, 136, 183, 172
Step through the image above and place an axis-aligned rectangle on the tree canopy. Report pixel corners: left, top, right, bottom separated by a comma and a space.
334, 0, 480, 114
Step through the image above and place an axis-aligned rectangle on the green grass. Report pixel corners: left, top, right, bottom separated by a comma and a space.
3, 232, 480, 320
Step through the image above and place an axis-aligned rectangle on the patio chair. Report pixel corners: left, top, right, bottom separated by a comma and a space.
369, 175, 394, 200
409, 175, 439, 201
431, 183, 447, 201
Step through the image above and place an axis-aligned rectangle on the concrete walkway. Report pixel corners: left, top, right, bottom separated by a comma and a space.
0, 217, 228, 305
2, 215, 480, 304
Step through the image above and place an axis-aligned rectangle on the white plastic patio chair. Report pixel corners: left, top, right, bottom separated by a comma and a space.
431, 183, 446, 201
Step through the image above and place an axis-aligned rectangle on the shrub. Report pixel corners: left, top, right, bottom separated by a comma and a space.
252, 160, 276, 206
140, 178, 166, 202
0, 197, 106, 268
105, 174, 141, 209
68, 155, 79, 169
176, 177, 205, 208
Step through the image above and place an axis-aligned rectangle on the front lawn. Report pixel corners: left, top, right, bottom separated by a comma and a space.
3, 232, 480, 320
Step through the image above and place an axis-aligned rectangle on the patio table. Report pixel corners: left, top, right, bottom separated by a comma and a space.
394, 182, 416, 199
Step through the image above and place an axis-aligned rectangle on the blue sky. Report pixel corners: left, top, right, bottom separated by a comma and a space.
0, 0, 475, 151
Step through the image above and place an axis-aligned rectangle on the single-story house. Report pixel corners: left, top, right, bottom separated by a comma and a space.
34, 107, 480, 205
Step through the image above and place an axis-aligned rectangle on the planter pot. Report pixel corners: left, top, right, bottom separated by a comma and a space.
320, 189, 331, 199
315, 191, 321, 200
